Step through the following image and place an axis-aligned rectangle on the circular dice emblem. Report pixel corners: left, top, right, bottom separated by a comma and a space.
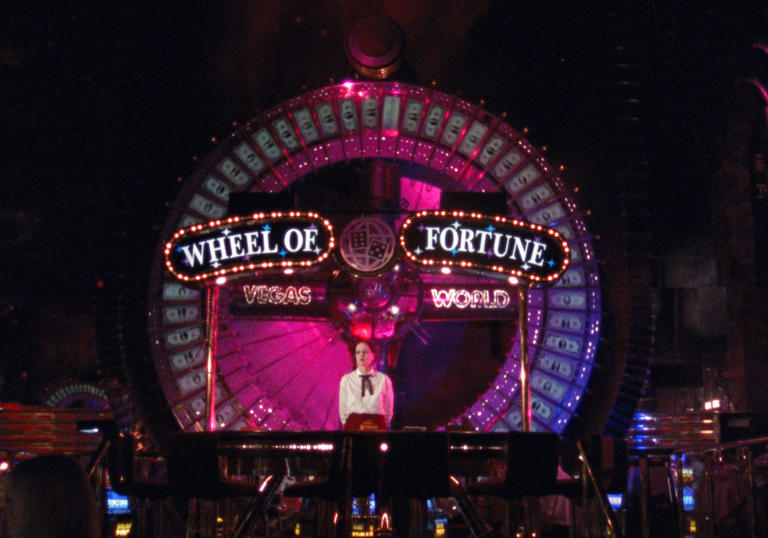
339, 216, 396, 275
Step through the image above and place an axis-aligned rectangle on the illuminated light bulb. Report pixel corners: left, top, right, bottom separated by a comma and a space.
284, 268, 295, 275
347, 303, 357, 313
390, 305, 400, 316
379, 442, 389, 453
440, 267, 451, 275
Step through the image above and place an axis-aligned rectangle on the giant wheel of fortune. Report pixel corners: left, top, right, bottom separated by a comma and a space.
148, 81, 603, 434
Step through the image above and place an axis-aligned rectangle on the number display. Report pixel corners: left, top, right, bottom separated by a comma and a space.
272, 117, 300, 152
402, 99, 424, 134
505, 164, 541, 194
543, 334, 583, 357
531, 372, 567, 402
547, 311, 585, 332
548, 291, 587, 309
536, 351, 577, 381
233, 142, 267, 175
164, 326, 203, 348
361, 97, 379, 129
163, 305, 202, 324
293, 108, 320, 144
421, 104, 445, 139
457, 120, 488, 157
217, 158, 251, 188
162, 282, 201, 301
339, 99, 358, 132
315, 102, 339, 136
476, 134, 507, 166
188, 194, 226, 219
527, 202, 566, 225
440, 111, 467, 147
518, 182, 554, 209
203, 176, 232, 201
169, 347, 206, 372
382, 95, 400, 131
253, 128, 283, 162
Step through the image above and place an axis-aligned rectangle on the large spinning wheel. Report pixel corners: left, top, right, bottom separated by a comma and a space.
148, 81, 601, 434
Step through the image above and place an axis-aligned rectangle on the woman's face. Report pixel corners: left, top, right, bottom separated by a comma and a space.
355, 342, 375, 373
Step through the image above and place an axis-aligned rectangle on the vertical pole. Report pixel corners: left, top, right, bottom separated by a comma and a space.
518, 284, 531, 433
639, 455, 650, 538
742, 447, 757, 538
517, 282, 535, 535
205, 282, 220, 432
674, 455, 686, 538
706, 451, 717, 537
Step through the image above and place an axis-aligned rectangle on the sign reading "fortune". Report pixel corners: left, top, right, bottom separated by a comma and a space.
164, 212, 334, 282
399, 210, 569, 282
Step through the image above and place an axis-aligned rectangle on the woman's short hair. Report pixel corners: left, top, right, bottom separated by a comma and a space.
3, 454, 100, 538
349, 340, 375, 367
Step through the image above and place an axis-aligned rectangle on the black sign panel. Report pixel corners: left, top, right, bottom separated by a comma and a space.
399, 210, 569, 283
226, 275, 330, 318
164, 212, 335, 282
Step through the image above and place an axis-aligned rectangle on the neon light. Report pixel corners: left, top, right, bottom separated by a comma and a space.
115, 522, 133, 537
430, 288, 511, 309
399, 210, 569, 282
683, 486, 695, 511
164, 212, 335, 282
242, 285, 312, 306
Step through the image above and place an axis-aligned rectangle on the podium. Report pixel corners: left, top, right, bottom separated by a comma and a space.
343, 413, 388, 431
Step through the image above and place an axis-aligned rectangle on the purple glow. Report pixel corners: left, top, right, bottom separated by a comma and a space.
751, 42, 768, 56
744, 78, 768, 123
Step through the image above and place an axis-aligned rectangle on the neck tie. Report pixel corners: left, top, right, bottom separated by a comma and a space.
360, 374, 373, 397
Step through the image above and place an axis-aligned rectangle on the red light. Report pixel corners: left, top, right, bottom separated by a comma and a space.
350, 316, 373, 341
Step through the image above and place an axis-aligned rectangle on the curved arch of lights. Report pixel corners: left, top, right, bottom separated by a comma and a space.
149, 81, 602, 433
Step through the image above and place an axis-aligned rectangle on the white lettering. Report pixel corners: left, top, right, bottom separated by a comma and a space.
510, 237, 530, 261
303, 228, 318, 252
284, 228, 303, 252
262, 230, 279, 254
430, 288, 454, 308
454, 289, 471, 308
180, 243, 206, 267
440, 228, 459, 251
459, 227, 475, 253
493, 289, 511, 308
529, 241, 546, 266
244, 231, 261, 255
227, 234, 244, 258
492, 233, 511, 257
425, 227, 440, 250
475, 229, 492, 252
242, 284, 313, 306
205, 237, 229, 263
430, 288, 511, 310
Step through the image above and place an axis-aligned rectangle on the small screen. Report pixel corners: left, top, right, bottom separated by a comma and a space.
106, 488, 131, 515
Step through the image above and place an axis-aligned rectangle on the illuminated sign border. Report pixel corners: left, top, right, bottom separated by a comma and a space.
398, 210, 570, 283
164, 211, 335, 282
